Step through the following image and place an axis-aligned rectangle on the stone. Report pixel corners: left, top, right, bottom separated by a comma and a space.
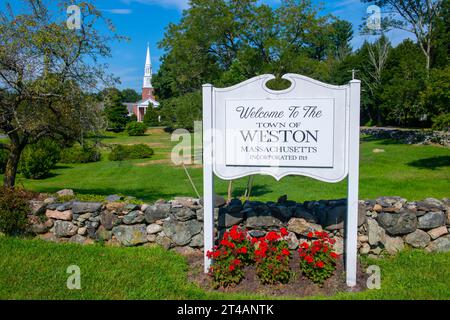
287, 218, 322, 236
106, 194, 122, 202
69, 234, 87, 244
155, 233, 173, 250
417, 212, 445, 229
56, 189, 74, 198
112, 224, 148, 246
30, 223, 48, 234
45, 209, 72, 221
218, 207, 244, 228
245, 210, 283, 229
146, 224, 163, 235
269, 204, 292, 222
100, 212, 119, 230
79, 212, 92, 220
95, 225, 112, 241
77, 227, 87, 236
54, 220, 78, 237
38, 232, 59, 243
358, 235, 369, 243
163, 219, 202, 246
427, 226, 448, 240
404, 229, 431, 248
367, 218, 385, 245
421, 198, 444, 211
200, 194, 226, 208
370, 247, 382, 255
72, 202, 103, 214
359, 243, 370, 255
122, 210, 145, 224
124, 203, 140, 211
172, 207, 196, 221
285, 232, 299, 250
189, 232, 204, 247
293, 205, 317, 223
144, 203, 171, 223
383, 235, 404, 255
323, 204, 345, 230
373, 203, 383, 212
377, 211, 417, 235
333, 237, 344, 255
44, 219, 54, 229
248, 230, 266, 238
173, 246, 198, 256
425, 235, 450, 253
172, 197, 200, 209
29, 200, 46, 215
141, 204, 150, 212
227, 198, 243, 213
196, 208, 219, 222
56, 202, 72, 212
44, 197, 57, 205
147, 234, 157, 242
447, 211, 450, 225
105, 202, 125, 212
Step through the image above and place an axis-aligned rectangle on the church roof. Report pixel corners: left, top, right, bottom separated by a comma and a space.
136, 97, 160, 107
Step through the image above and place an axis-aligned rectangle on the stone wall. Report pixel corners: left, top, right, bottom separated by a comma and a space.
361, 127, 450, 147
27, 193, 450, 257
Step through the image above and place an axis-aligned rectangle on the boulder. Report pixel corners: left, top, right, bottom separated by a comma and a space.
359, 243, 370, 255
38, 232, 59, 243
112, 224, 148, 246
218, 207, 244, 228
404, 229, 430, 248
105, 194, 122, 202
122, 210, 145, 225
163, 219, 202, 246
172, 207, 196, 222
144, 203, 171, 223
146, 224, 163, 235
56, 202, 72, 212
245, 211, 283, 229
171, 197, 200, 209
155, 233, 173, 249
77, 227, 87, 236
416, 198, 444, 212
417, 212, 445, 229
248, 230, 266, 238
54, 220, 78, 237
323, 204, 345, 230
100, 212, 119, 230
105, 202, 126, 212
376, 196, 406, 213
285, 232, 299, 250
287, 218, 322, 236
427, 226, 448, 240
196, 207, 219, 222
293, 205, 317, 223
29, 200, 46, 216
45, 209, 73, 221
189, 232, 204, 247
30, 223, 48, 234
367, 218, 386, 245
383, 235, 404, 255
377, 211, 417, 235
95, 225, 112, 241
72, 202, 103, 214
425, 235, 450, 253
56, 189, 74, 198
124, 203, 140, 212
69, 234, 87, 244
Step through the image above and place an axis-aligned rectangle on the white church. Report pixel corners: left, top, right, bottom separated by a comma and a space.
129, 44, 160, 122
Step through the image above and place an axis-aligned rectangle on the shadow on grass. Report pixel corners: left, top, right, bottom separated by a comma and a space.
361, 135, 405, 145
232, 185, 272, 198
407, 156, 450, 170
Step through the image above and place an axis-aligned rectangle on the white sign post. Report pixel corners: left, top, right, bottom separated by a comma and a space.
202, 74, 361, 287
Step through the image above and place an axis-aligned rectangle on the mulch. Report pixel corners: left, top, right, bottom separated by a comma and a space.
186, 252, 369, 298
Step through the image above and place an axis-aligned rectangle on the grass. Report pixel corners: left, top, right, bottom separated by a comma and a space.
3, 130, 448, 202
0, 236, 449, 300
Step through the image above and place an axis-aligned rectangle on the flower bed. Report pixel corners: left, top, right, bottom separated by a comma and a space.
207, 226, 340, 288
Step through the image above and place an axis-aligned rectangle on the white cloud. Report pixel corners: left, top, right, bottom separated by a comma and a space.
102, 9, 133, 15
120, 0, 189, 10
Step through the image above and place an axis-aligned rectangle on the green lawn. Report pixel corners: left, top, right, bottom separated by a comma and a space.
3, 130, 448, 202
0, 236, 449, 300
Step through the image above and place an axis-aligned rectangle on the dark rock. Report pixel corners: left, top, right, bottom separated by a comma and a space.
163, 219, 202, 246
69, 234, 87, 244
144, 203, 171, 223
200, 195, 226, 208
29, 200, 46, 216
426, 235, 450, 253
95, 225, 112, 241
46, 203, 62, 210
417, 212, 445, 229
245, 211, 283, 229
124, 203, 140, 211
106, 194, 122, 202
404, 229, 430, 248
218, 207, 244, 228
377, 211, 417, 235
54, 221, 78, 237
112, 224, 148, 246
277, 195, 288, 204
196, 208, 219, 222
417, 198, 444, 212
293, 205, 317, 223
30, 223, 48, 234
171, 207, 196, 221
189, 232, 204, 247
248, 230, 266, 238
155, 233, 173, 249
56, 202, 72, 212
122, 210, 145, 224
226, 198, 243, 214
72, 202, 103, 214
269, 204, 292, 222
100, 212, 119, 230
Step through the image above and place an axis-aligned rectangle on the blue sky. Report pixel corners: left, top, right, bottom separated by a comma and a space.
2, 0, 412, 91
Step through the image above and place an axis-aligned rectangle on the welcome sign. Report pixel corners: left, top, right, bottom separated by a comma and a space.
203, 74, 361, 287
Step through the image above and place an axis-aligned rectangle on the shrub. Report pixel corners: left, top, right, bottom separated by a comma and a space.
19, 139, 60, 179
253, 228, 291, 285
0, 187, 30, 235
0, 148, 7, 174
60, 143, 101, 163
432, 113, 450, 132
108, 144, 154, 161
126, 122, 147, 136
206, 225, 253, 288
143, 104, 160, 127
298, 231, 339, 285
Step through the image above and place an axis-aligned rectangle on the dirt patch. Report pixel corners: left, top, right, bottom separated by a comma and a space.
134, 159, 171, 166
186, 252, 368, 298
147, 128, 167, 135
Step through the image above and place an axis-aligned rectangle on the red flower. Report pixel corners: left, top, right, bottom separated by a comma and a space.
266, 231, 280, 241
229, 265, 235, 271
281, 248, 290, 256
330, 252, 338, 259
316, 261, 324, 268
300, 242, 309, 249
280, 227, 288, 236
305, 255, 314, 264
307, 232, 313, 239
233, 259, 241, 266
238, 246, 247, 254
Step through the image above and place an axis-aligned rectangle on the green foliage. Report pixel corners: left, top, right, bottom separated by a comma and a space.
59, 143, 101, 164
420, 66, 450, 120
298, 231, 338, 285
126, 122, 147, 136
143, 104, 160, 127
18, 139, 61, 179
103, 88, 130, 132
108, 144, 154, 161
0, 188, 30, 235
120, 88, 140, 103
159, 92, 201, 131
432, 113, 450, 131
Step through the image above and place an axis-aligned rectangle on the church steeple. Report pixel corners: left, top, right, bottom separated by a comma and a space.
143, 43, 153, 89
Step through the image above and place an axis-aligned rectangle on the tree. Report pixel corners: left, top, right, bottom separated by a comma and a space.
103, 88, 129, 132
362, 0, 444, 73
0, 0, 122, 187
143, 103, 159, 127
121, 88, 140, 103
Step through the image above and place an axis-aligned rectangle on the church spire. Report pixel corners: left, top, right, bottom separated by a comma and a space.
143, 43, 152, 89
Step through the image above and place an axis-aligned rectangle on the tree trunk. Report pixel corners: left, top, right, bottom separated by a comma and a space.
3, 141, 23, 188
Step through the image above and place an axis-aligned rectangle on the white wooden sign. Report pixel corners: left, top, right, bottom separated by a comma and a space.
203, 74, 361, 287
